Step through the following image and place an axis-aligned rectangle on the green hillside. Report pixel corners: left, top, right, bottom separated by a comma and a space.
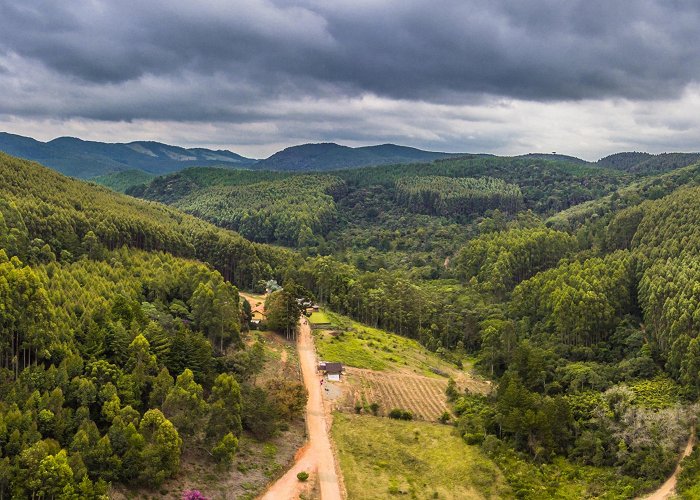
0, 152, 297, 288
92, 169, 155, 192
253, 142, 458, 171
0, 152, 312, 497
0, 132, 256, 178
597, 151, 700, 175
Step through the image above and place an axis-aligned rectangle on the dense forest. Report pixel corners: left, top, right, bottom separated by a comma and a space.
5, 145, 700, 498
0, 153, 311, 497
127, 151, 700, 497
394, 175, 523, 218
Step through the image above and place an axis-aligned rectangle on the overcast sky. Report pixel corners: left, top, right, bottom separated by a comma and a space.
1, 0, 700, 160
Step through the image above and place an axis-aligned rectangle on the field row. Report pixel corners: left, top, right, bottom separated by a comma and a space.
346, 368, 449, 421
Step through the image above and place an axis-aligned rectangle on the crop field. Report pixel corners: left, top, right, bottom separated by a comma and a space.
345, 368, 450, 421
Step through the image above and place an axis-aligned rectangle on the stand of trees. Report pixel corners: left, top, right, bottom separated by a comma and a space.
394, 175, 523, 218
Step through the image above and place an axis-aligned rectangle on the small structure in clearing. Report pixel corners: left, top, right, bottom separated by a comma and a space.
319, 361, 344, 381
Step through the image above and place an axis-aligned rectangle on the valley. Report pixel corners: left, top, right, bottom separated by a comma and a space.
0, 143, 698, 498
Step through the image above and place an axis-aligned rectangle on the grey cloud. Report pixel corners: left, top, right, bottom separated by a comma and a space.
2, 0, 700, 159
2, 0, 700, 105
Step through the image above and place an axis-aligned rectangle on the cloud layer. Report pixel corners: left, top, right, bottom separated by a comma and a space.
1, 0, 700, 159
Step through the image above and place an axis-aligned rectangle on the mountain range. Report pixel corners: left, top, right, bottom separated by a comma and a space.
0, 132, 461, 178
3, 131, 700, 181
0, 132, 256, 178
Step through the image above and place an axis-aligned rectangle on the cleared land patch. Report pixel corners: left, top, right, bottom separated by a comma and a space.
345, 368, 450, 421
332, 413, 510, 500
308, 310, 330, 324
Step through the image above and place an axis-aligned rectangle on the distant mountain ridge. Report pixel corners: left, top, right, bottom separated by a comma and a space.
252, 142, 460, 171
0, 132, 256, 178
597, 151, 700, 174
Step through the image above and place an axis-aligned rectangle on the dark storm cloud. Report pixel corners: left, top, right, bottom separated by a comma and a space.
2, 0, 700, 106
2, 0, 700, 159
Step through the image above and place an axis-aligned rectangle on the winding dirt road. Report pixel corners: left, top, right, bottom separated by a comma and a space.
260, 318, 343, 500
641, 428, 695, 500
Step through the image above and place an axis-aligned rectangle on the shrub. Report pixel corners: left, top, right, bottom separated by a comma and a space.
212, 433, 239, 466
388, 408, 413, 420
297, 471, 309, 482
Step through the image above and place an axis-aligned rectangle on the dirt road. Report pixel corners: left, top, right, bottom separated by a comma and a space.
260, 318, 343, 500
641, 428, 695, 500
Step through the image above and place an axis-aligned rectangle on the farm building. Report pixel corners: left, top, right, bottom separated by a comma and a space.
319, 361, 344, 381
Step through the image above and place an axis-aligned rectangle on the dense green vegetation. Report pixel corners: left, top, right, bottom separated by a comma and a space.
91, 169, 155, 192
454, 227, 577, 295
126, 167, 291, 204
175, 176, 346, 246
252, 142, 455, 171
394, 175, 523, 218
6, 143, 700, 498
0, 152, 297, 289
0, 153, 308, 496
336, 155, 629, 214
597, 151, 700, 175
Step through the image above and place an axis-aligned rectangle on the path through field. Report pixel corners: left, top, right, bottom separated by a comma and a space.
260, 318, 343, 500
641, 428, 695, 500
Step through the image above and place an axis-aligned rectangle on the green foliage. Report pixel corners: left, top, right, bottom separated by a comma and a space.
138, 409, 182, 486
455, 227, 577, 295
162, 369, 208, 438
92, 169, 155, 193
265, 285, 308, 338
394, 175, 523, 218
388, 408, 414, 420
337, 155, 627, 214
207, 372, 243, 441
296, 471, 309, 482
212, 432, 239, 466
677, 428, 700, 498
511, 252, 634, 349
142, 173, 346, 246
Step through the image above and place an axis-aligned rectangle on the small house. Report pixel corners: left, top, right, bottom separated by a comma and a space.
324, 362, 343, 381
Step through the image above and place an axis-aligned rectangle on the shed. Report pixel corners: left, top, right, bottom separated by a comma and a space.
324, 362, 343, 381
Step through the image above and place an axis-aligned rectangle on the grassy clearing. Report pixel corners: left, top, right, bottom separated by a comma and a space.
313, 311, 481, 381
332, 413, 510, 499
308, 310, 330, 324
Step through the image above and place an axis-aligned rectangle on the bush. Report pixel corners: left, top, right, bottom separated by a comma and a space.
388, 408, 413, 420
212, 433, 239, 466
297, 471, 309, 482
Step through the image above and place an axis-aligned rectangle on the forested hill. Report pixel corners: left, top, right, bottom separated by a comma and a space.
0, 132, 256, 178
0, 151, 313, 497
92, 169, 155, 193
597, 151, 700, 175
253, 142, 460, 171
0, 152, 297, 288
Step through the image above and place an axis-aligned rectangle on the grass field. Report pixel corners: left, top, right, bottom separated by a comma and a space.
313, 311, 489, 388
308, 310, 330, 324
332, 413, 510, 499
